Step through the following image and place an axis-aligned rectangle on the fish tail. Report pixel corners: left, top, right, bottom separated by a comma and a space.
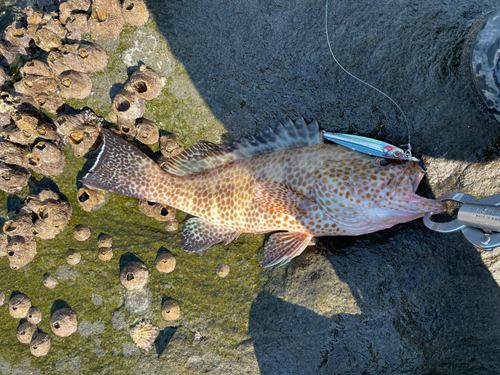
81, 129, 168, 201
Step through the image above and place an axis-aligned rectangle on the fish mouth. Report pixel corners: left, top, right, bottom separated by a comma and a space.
412, 168, 426, 193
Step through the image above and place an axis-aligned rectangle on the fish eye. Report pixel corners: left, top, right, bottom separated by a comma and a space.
393, 151, 402, 158
374, 158, 391, 167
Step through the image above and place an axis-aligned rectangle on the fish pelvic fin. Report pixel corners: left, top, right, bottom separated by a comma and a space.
182, 217, 241, 252
253, 181, 312, 217
81, 129, 166, 201
263, 232, 314, 268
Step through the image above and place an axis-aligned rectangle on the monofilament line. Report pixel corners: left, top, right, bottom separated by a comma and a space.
325, 0, 413, 160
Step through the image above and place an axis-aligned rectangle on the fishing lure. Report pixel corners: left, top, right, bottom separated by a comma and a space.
322, 132, 419, 161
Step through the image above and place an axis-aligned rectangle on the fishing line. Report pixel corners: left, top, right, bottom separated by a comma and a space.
325, 0, 413, 160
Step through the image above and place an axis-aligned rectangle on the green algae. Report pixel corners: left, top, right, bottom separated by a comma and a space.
0, 20, 267, 375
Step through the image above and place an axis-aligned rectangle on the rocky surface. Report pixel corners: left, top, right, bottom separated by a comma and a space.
1, 0, 500, 374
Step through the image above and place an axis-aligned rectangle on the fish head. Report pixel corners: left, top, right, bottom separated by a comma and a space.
318, 153, 446, 231
352, 156, 445, 226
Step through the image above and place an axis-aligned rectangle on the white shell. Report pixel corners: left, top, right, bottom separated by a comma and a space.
128, 320, 158, 351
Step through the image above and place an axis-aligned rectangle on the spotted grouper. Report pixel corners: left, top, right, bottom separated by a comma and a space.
81, 116, 445, 267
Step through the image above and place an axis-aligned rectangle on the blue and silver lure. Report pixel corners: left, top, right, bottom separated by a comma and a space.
322, 132, 419, 162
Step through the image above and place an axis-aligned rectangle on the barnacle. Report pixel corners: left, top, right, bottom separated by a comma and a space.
2, 121, 60, 145
0, 141, 29, 168
65, 14, 89, 41
159, 133, 184, 158
50, 307, 78, 337
117, 117, 136, 136
12, 112, 39, 132
77, 43, 108, 72
98, 247, 113, 261
27, 141, 66, 176
43, 273, 58, 289
31, 198, 73, 240
0, 92, 14, 126
30, 332, 51, 357
6, 236, 37, 270
77, 187, 106, 212
59, 0, 92, 25
17, 321, 38, 344
14, 75, 59, 96
155, 252, 176, 274
3, 211, 34, 237
161, 299, 180, 321
0, 67, 10, 86
33, 28, 63, 51
4, 22, 31, 53
120, 261, 149, 290
0, 163, 30, 193
27, 306, 42, 324
122, 0, 149, 26
34, 92, 65, 114
129, 320, 158, 351
135, 118, 159, 145
9, 293, 32, 318
138, 199, 176, 222
125, 65, 163, 101
97, 233, 112, 248
66, 249, 82, 265
73, 224, 91, 241
113, 89, 146, 120
20, 60, 53, 78
89, 0, 125, 40
58, 70, 93, 100
216, 264, 230, 278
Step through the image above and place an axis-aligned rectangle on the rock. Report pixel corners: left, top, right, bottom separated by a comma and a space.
159, 327, 203, 374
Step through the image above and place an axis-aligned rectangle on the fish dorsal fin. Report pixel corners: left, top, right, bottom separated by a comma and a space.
163, 115, 323, 176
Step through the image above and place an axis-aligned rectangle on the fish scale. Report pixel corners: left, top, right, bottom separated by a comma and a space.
82, 117, 445, 267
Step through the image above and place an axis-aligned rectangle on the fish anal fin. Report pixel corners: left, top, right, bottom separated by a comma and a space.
181, 217, 240, 252
253, 181, 312, 217
263, 232, 314, 268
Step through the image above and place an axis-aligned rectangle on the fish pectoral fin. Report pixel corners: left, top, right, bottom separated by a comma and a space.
253, 181, 312, 217
263, 232, 314, 268
181, 218, 240, 252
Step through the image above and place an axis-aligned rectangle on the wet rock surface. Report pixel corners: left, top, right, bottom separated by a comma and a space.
0, 0, 500, 374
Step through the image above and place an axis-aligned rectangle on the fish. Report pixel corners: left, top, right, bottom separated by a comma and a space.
81, 116, 445, 268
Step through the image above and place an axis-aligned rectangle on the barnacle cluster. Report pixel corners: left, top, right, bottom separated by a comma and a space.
97, 233, 113, 261
113, 64, 163, 143
0, 189, 71, 269
7, 292, 51, 357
